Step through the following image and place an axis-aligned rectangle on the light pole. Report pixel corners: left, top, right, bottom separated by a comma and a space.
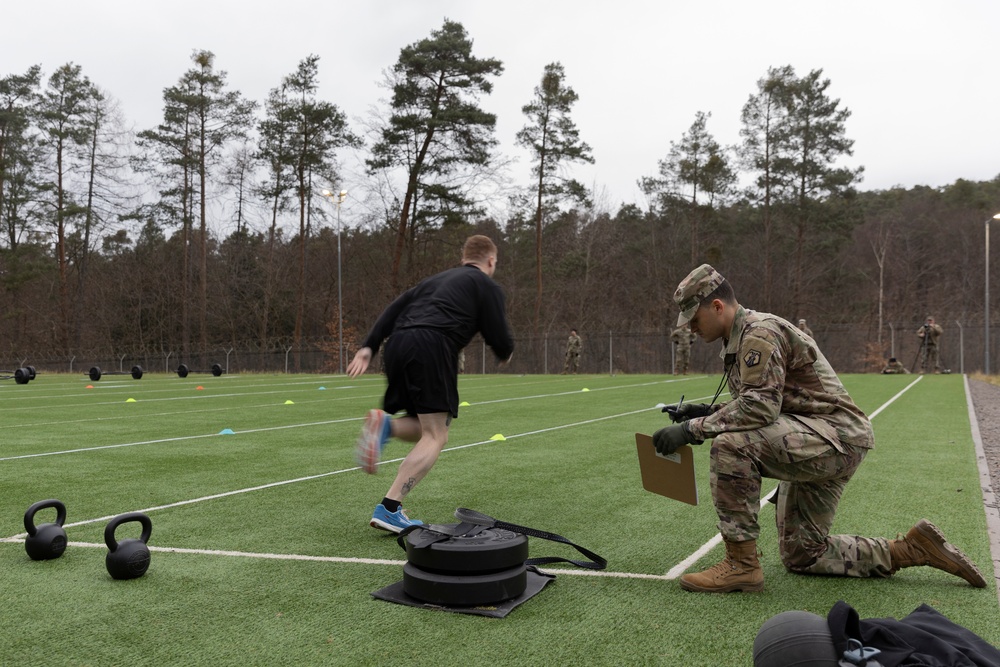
322, 189, 348, 373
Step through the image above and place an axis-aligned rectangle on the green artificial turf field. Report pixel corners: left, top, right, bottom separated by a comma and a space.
0, 371, 996, 665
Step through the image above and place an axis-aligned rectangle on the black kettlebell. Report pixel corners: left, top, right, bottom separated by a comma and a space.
24, 499, 68, 561
104, 512, 152, 580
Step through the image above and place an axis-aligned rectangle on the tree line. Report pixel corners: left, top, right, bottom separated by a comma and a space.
1, 19, 998, 372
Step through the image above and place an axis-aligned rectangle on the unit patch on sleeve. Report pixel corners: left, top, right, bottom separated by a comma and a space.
739, 338, 775, 386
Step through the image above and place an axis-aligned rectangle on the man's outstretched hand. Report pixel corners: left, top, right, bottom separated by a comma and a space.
347, 347, 372, 378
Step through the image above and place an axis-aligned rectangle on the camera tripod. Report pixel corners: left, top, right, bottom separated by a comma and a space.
910, 326, 927, 373
910, 324, 946, 373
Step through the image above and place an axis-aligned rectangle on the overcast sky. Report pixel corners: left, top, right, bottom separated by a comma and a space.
5, 0, 999, 214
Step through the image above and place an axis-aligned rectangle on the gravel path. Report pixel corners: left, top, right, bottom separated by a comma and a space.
966, 378, 1000, 595
968, 379, 1000, 497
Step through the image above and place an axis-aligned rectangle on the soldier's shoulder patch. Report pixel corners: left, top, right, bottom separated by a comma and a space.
739, 337, 776, 386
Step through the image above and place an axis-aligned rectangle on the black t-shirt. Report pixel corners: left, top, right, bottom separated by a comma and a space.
362, 264, 514, 361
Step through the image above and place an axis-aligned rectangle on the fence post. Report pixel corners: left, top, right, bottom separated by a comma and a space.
165, 351, 172, 373
609, 330, 613, 376
69, 355, 75, 373
544, 337, 548, 374
955, 320, 964, 375
226, 348, 234, 374
285, 346, 293, 374
889, 323, 895, 357
119, 354, 126, 372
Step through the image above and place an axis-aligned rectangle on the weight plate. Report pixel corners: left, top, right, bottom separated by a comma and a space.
404, 524, 528, 574
211, 363, 223, 376
131, 365, 143, 380
402, 562, 527, 605
89, 367, 102, 381
177, 364, 189, 378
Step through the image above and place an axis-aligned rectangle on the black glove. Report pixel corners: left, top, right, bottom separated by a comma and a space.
652, 422, 703, 456
663, 402, 716, 423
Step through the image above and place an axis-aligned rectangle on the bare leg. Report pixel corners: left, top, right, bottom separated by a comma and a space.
388, 414, 421, 442
386, 412, 450, 501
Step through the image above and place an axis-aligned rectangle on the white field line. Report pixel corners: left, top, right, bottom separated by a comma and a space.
5, 376, 917, 582
867, 375, 923, 419
0, 373, 690, 411
468, 376, 704, 406
0, 387, 386, 415
3, 406, 659, 538
0, 539, 679, 580
7, 400, 342, 430
0, 539, 407, 567
0, 417, 359, 462
0, 378, 700, 462
0, 373, 627, 417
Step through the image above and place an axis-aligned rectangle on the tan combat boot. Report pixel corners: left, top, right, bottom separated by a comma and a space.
889, 519, 986, 588
680, 539, 764, 592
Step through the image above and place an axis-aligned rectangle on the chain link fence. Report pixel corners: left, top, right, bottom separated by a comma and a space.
456, 321, 984, 376
4, 320, 995, 378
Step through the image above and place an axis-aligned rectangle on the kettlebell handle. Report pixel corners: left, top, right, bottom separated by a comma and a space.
24, 499, 67, 536
105, 512, 152, 551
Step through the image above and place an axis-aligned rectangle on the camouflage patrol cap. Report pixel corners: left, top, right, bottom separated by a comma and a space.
673, 264, 726, 326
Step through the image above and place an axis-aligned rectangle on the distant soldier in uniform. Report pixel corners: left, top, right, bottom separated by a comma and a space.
671, 323, 696, 375
651, 264, 985, 593
881, 357, 909, 374
563, 329, 582, 374
797, 318, 813, 338
916, 316, 943, 373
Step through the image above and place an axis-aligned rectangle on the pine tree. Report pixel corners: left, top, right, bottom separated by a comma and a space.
516, 62, 593, 332
368, 19, 503, 290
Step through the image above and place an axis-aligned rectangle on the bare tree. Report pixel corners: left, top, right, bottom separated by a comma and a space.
37, 63, 95, 350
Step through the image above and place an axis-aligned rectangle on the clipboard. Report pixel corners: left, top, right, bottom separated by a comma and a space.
634, 433, 699, 506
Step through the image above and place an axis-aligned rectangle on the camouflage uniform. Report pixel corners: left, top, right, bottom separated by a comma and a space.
671, 324, 696, 375
676, 267, 894, 578
563, 330, 582, 374
916, 317, 943, 373
881, 358, 908, 374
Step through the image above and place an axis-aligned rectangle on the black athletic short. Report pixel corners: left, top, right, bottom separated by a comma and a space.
382, 328, 459, 418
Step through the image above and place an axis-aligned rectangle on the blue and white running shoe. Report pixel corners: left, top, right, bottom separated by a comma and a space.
370, 504, 423, 534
